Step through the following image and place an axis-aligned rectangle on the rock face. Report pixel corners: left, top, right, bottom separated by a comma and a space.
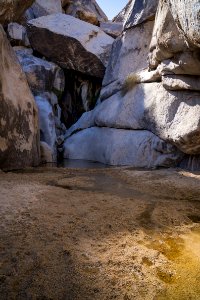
100, 20, 154, 100
64, 127, 182, 167
0, 0, 34, 25
0, 26, 39, 170
64, 83, 200, 155
63, 0, 200, 168
162, 75, 200, 91
124, 0, 159, 29
168, 0, 200, 48
27, 14, 114, 78
62, 0, 108, 25
113, 0, 132, 23
15, 47, 66, 159
149, 0, 189, 70
15, 48, 65, 95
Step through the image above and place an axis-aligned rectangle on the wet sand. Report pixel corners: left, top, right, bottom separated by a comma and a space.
0, 167, 200, 299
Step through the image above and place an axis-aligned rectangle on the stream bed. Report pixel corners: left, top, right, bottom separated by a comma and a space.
0, 167, 200, 299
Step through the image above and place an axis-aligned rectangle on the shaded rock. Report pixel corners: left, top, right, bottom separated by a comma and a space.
35, 94, 57, 159
100, 20, 154, 100
0, 25, 39, 170
100, 22, 123, 38
40, 141, 53, 163
168, 0, 200, 48
7, 22, 30, 46
178, 155, 200, 172
15, 47, 66, 156
124, 0, 159, 29
15, 48, 65, 94
64, 127, 182, 168
62, 0, 108, 25
27, 14, 114, 78
162, 75, 200, 91
60, 70, 101, 128
0, 0, 34, 25
64, 110, 96, 140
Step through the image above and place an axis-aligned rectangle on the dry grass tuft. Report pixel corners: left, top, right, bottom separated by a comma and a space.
121, 73, 140, 95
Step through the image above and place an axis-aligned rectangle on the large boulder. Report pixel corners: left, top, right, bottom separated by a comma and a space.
62, 0, 108, 25
15, 47, 65, 95
0, 26, 39, 170
27, 14, 114, 78
124, 0, 159, 29
23, 0, 62, 22
100, 22, 123, 38
64, 127, 182, 168
64, 83, 200, 155
96, 83, 200, 155
62, 0, 200, 169
100, 20, 154, 100
0, 0, 34, 25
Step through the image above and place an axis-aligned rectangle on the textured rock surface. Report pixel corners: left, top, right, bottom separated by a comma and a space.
100, 22, 123, 38
64, 127, 182, 167
28, 0, 62, 18
27, 14, 114, 78
124, 0, 159, 29
0, 0, 34, 25
149, 0, 188, 70
168, 0, 200, 48
162, 75, 200, 91
22, 0, 62, 25
15, 48, 66, 158
100, 20, 154, 100
157, 54, 200, 76
62, 0, 108, 25
65, 82, 200, 155
0, 25, 39, 170
113, 0, 132, 23
149, 0, 200, 76
15, 48, 65, 94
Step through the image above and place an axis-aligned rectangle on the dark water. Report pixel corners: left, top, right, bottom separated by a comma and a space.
56, 159, 112, 169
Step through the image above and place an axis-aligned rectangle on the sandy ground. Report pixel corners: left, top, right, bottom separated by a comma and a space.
0, 166, 200, 300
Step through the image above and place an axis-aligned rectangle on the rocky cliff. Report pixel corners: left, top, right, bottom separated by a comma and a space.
0, 0, 199, 170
